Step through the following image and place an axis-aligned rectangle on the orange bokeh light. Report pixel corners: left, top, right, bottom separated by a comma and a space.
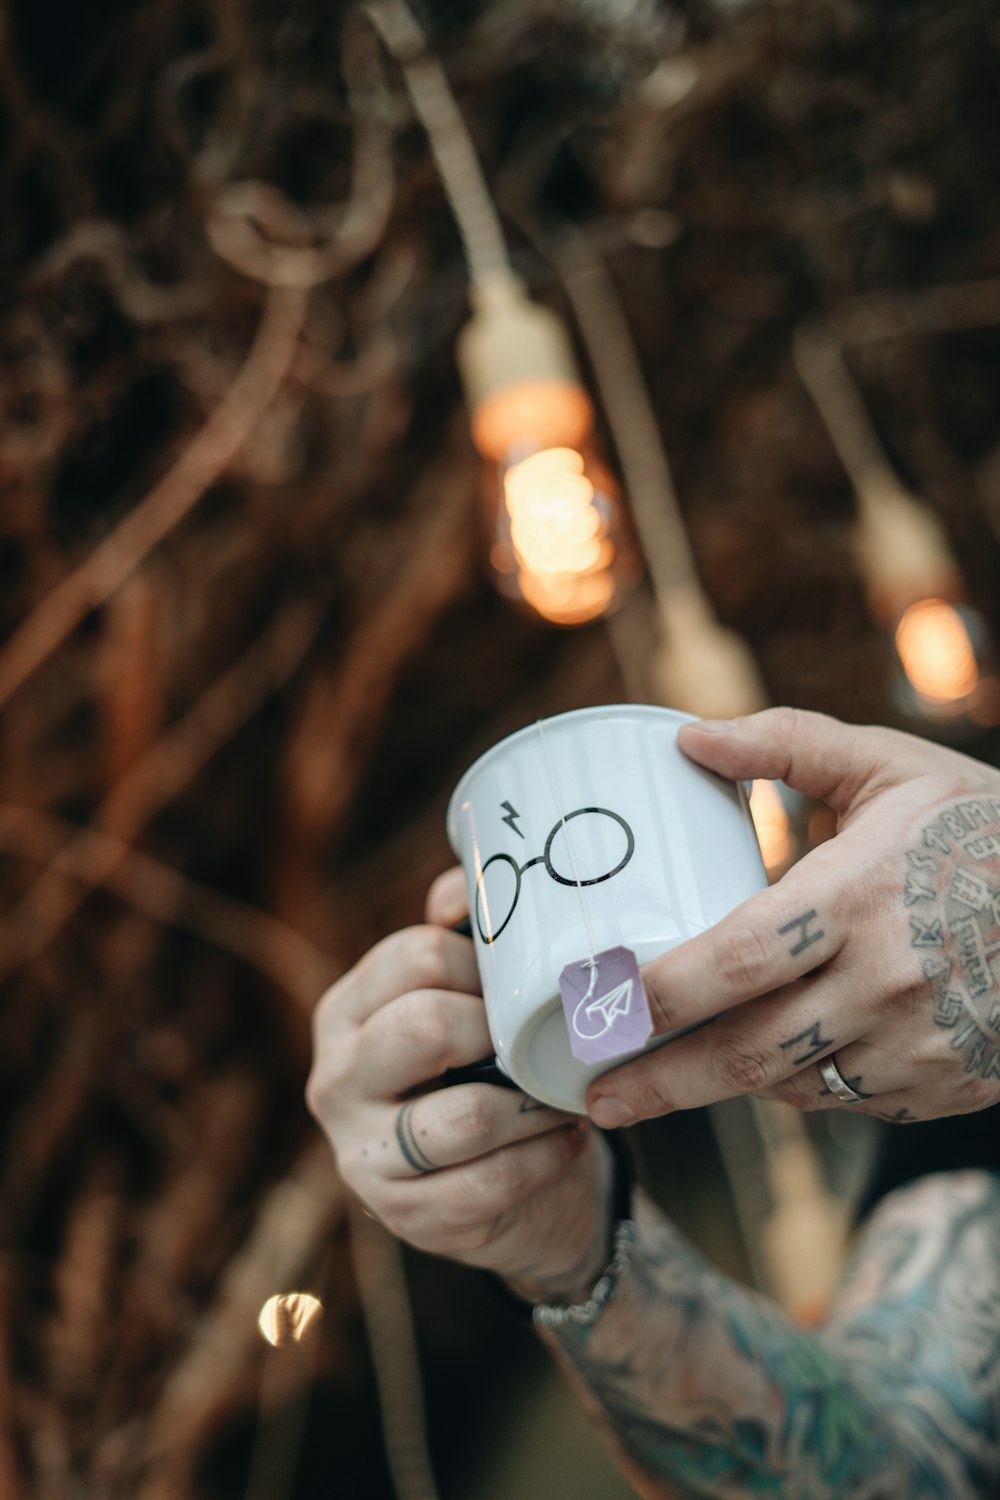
894, 598, 980, 706
750, 779, 794, 876
471, 379, 593, 461
501, 445, 618, 626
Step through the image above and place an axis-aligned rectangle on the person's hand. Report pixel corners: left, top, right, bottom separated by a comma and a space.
308, 868, 611, 1303
587, 707, 1000, 1129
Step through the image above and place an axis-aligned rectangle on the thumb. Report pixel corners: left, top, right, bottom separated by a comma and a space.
676, 707, 913, 811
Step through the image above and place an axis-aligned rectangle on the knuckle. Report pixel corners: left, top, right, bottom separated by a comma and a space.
717, 924, 772, 997
769, 705, 803, 746
305, 1047, 351, 1121
636, 1077, 676, 1117
451, 1090, 497, 1153
358, 925, 451, 997
963, 1077, 993, 1112
712, 1033, 774, 1095
311, 978, 352, 1048
311, 980, 340, 1032
644, 976, 678, 1034
304, 1066, 327, 1122
619, 1068, 675, 1118
395, 925, 451, 992
398, 992, 451, 1056
481, 1147, 525, 1203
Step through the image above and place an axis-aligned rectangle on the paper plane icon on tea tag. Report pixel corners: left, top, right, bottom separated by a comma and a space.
574, 976, 634, 1039
559, 946, 652, 1064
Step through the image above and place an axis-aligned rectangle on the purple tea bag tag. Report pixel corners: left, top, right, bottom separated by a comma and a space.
559, 946, 653, 1065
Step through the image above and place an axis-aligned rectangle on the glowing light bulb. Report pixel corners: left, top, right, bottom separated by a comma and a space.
489, 444, 620, 624
456, 280, 634, 628
894, 598, 979, 707
258, 1292, 323, 1347
474, 393, 631, 627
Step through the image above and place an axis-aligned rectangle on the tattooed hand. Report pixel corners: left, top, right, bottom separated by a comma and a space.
587, 706, 1000, 1129
307, 868, 611, 1304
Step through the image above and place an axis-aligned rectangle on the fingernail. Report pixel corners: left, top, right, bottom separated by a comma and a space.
589, 1097, 636, 1129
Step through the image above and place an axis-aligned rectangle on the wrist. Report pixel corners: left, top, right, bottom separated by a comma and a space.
500, 1129, 633, 1311
505, 1213, 612, 1306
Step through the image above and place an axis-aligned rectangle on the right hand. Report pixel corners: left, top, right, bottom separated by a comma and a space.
307, 869, 612, 1304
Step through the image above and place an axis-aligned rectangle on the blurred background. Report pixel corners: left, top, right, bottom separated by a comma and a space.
2, 0, 1000, 1495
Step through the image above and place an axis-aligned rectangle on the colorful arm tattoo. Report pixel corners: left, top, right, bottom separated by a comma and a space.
537, 1171, 1000, 1499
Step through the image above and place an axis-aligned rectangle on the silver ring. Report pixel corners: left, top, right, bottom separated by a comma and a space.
819, 1055, 868, 1104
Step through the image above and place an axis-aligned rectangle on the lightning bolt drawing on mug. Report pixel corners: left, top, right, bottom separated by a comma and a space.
500, 800, 525, 839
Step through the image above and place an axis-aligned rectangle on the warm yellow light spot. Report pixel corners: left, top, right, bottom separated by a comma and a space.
517, 566, 616, 626
750, 780, 794, 876
258, 1292, 323, 1348
895, 599, 979, 705
500, 446, 617, 624
472, 380, 593, 460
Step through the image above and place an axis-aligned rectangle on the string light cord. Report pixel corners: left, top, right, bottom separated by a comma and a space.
542, 221, 767, 718
792, 320, 924, 516
552, 228, 700, 602
365, 0, 512, 290
792, 317, 963, 622
830, 277, 1000, 347
348, 1202, 442, 1500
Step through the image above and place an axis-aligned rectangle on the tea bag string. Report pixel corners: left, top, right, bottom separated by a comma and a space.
535, 718, 599, 965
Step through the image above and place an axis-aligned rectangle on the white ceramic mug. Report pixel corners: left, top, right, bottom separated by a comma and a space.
446, 704, 767, 1113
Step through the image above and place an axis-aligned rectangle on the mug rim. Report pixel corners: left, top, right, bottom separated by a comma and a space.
446, 702, 700, 853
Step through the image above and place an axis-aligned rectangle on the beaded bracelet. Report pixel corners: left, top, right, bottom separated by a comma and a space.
531, 1216, 637, 1329
502, 1127, 635, 1330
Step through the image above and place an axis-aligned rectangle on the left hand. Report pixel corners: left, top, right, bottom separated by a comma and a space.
586, 707, 1000, 1129
307, 868, 611, 1305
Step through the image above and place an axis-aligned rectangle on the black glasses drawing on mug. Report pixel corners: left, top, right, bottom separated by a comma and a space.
475, 805, 635, 944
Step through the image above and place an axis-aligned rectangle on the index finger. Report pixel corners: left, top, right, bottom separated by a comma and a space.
316, 925, 480, 1031
640, 851, 845, 1036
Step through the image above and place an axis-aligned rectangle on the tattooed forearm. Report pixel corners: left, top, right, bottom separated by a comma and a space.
825, 1172, 1000, 1494
907, 797, 1000, 1082
536, 1174, 1000, 1499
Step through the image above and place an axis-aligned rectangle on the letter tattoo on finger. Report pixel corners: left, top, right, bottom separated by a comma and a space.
779, 1019, 834, 1066
518, 1094, 546, 1114
777, 909, 825, 957
395, 1100, 437, 1174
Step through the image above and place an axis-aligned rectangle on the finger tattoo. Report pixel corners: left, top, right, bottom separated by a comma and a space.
395, 1100, 437, 1173
778, 1019, 834, 1066
777, 909, 825, 957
